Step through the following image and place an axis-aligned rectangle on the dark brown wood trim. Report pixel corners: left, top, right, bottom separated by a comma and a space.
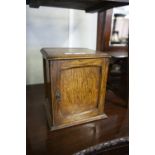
97, 9, 128, 52
97, 9, 113, 51
96, 11, 106, 51
27, 0, 129, 13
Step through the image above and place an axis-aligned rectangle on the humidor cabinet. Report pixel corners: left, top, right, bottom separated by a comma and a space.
41, 48, 110, 130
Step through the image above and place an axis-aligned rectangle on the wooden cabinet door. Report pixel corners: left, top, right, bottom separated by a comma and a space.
51, 58, 109, 127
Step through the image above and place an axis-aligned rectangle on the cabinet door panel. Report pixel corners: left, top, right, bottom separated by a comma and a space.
51, 59, 108, 125
60, 66, 100, 116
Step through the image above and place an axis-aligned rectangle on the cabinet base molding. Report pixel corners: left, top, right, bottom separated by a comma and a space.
50, 114, 108, 131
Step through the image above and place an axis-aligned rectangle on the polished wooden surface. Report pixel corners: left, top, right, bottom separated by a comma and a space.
41, 48, 110, 130
41, 48, 110, 60
27, 0, 129, 13
26, 84, 128, 155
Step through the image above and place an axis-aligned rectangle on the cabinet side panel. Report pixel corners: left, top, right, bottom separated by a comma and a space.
43, 58, 48, 98
43, 58, 53, 127
50, 61, 61, 126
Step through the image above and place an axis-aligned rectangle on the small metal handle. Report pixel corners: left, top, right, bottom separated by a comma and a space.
55, 89, 61, 102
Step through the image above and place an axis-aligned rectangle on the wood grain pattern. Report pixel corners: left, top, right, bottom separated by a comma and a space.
41, 48, 110, 60
60, 66, 100, 114
41, 48, 110, 131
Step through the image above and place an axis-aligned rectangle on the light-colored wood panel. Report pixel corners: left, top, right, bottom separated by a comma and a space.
60, 66, 101, 116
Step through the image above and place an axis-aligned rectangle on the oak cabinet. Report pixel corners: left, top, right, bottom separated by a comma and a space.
41, 48, 110, 131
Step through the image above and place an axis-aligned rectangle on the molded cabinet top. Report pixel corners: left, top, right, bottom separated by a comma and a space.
41, 48, 111, 60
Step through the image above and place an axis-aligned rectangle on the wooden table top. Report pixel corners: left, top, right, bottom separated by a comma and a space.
26, 84, 128, 155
